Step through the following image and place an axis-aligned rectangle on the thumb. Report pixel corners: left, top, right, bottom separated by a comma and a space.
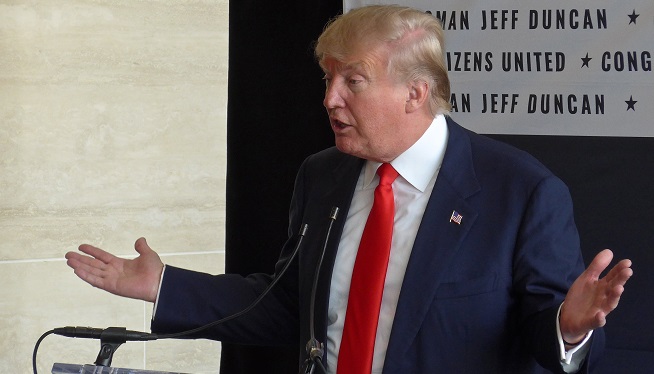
585, 249, 614, 280
134, 237, 151, 255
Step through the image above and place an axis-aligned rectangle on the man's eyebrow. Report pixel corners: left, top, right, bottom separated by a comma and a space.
344, 61, 367, 72
320, 60, 368, 75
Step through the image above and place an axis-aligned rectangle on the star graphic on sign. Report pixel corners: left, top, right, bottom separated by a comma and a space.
628, 9, 639, 24
581, 53, 592, 68
625, 96, 637, 111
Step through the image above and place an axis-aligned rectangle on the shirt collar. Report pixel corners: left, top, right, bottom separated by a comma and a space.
363, 114, 449, 192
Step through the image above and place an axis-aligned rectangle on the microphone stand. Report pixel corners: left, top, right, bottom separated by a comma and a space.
301, 207, 339, 374
302, 338, 327, 374
94, 329, 124, 367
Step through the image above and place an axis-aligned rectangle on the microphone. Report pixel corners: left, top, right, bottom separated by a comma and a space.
53, 326, 157, 341
302, 206, 340, 374
51, 326, 158, 367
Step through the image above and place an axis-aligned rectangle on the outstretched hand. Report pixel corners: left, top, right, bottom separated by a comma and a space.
560, 249, 633, 344
65, 238, 164, 303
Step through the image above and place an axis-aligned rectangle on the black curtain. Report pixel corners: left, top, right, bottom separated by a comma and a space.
225, 1, 342, 372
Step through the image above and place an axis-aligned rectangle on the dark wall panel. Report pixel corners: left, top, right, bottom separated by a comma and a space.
225, 1, 341, 372
490, 134, 654, 372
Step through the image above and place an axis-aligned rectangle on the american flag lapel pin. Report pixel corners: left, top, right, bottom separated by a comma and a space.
449, 210, 463, 225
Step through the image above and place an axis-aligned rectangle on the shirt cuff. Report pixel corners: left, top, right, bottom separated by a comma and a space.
556, 302, 593, 365
152, 264, 167, 319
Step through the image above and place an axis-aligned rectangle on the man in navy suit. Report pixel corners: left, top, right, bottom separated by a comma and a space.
66, 5, 633, 373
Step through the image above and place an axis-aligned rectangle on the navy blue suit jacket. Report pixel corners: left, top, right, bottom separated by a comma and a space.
152, 118, 603, 373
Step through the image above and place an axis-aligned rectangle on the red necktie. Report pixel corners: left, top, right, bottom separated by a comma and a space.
338, 163, 399, 373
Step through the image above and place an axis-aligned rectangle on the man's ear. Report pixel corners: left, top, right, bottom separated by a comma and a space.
405, 80, 430, 113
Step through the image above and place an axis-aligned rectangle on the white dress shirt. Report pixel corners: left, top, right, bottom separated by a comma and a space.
326, 115, 449, 373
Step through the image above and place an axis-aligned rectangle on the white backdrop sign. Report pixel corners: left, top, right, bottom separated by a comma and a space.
345, 1, 653, 136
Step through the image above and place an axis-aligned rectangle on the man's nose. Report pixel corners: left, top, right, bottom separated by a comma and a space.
323, 83, 345, 109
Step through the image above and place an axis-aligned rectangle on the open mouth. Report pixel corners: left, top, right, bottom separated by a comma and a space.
331, 119, 348, 129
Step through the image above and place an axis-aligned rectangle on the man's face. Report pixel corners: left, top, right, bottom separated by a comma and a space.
321, 54, 412, 163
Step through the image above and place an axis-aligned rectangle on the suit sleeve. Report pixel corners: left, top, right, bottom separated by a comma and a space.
514, 174, 604, 373
150, 159, 312, 346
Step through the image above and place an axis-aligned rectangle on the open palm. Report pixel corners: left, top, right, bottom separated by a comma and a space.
65, 237, 164, 302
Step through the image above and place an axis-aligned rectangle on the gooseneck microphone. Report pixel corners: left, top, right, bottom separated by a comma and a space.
53, 326, 156, 341
302, 206, 340, 374
52, 326, 158, 367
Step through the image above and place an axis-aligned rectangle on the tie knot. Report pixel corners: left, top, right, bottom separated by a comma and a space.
377, 163, 399, 186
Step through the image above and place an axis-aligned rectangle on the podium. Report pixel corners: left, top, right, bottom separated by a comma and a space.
52, 363, 189, 374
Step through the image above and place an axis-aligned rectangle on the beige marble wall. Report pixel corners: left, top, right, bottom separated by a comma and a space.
0, 1, 228, 372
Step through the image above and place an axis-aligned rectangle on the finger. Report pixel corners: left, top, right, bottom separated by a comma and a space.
66, 252, 93, 271
594, 311, 607, 329
604, 283, 625, 306
65, 251, 85, 263
609, 258, 632, 273
67, 249, 109, 269
585, 249, 614, 280
66, 254, 110, 280
70, 261, 110, 290
66, 247, 120, 293
603, 259, 633, 286
602, 270, 633, 313
618, 258, 633, 268
78, 244, 116, 264
616, 259, 633, 274
613, 265, 634, 286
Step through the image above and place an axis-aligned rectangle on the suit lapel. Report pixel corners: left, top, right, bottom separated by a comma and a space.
384, 118, 481, 370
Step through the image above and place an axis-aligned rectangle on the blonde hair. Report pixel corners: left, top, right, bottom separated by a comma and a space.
315, 5, 451, 114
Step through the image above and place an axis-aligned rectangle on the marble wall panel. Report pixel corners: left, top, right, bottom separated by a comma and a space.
0, 0, 228, 372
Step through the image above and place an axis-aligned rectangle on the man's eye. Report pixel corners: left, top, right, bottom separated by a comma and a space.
349, 79, 361, 85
